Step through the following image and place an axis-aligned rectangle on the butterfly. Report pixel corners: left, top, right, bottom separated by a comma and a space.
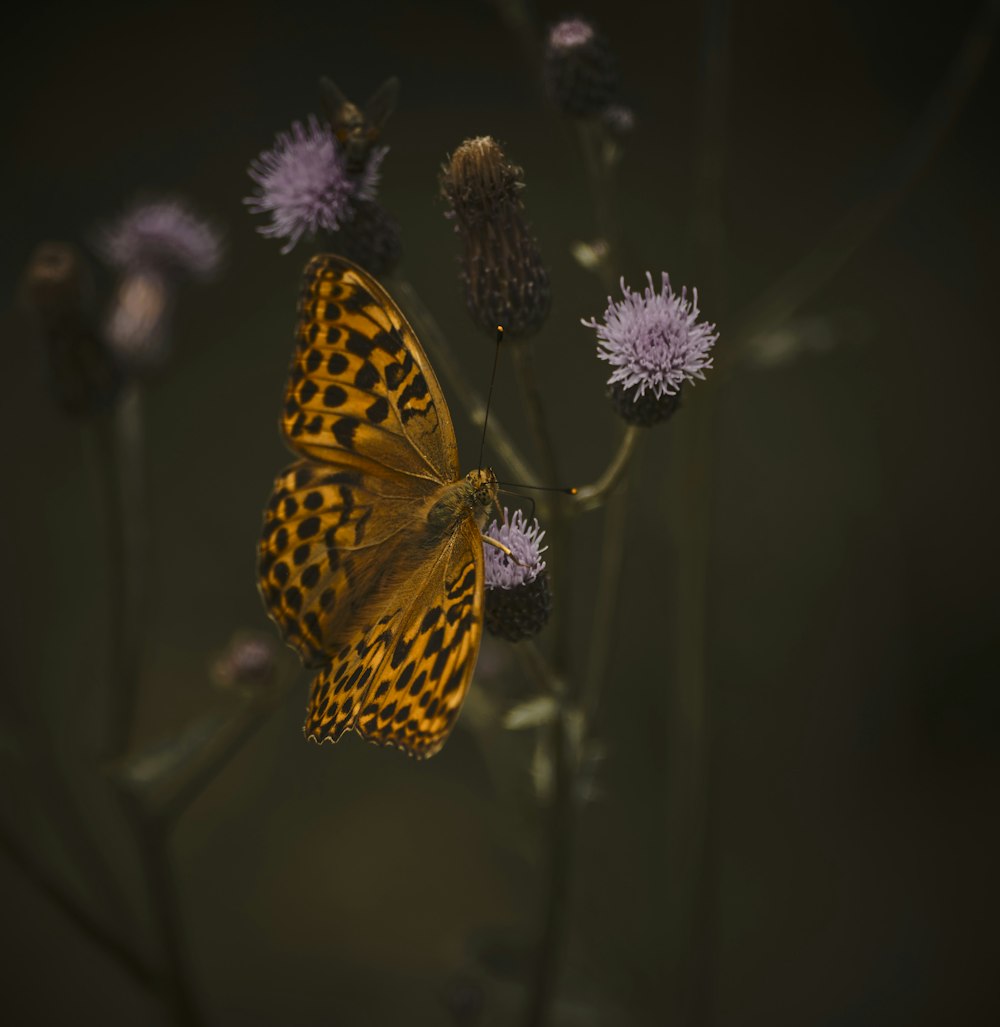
258, 254, 499, 758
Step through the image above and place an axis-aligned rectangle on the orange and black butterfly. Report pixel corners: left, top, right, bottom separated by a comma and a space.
258, 255, 500, 758
320, 76, 398, 172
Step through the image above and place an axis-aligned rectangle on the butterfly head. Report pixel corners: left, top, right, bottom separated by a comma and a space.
467, 467, 500, 523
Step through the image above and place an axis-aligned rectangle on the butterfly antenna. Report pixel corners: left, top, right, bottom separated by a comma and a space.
497, 482, 578, 498
497, 487, 536, 521
478, 325, 503, 470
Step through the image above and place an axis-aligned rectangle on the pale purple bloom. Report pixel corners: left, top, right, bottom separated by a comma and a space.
548, 17, 595, 52
483, 509, 547, 590
212, 631, 278, 689
98, 199, 222, 279
583, 272, 718, 399
245, 115, 387, 254
601, 104, 635, 135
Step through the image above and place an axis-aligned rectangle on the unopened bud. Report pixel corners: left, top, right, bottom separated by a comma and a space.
440, 137, 550, 340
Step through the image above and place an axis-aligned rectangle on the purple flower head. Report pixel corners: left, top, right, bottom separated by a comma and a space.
483, 509, 547, 590
211, 630, 278, 690
548, 17, 595, 52
583, 272, 718, 400
97, 199, 223, 280
245, 115, 387, 254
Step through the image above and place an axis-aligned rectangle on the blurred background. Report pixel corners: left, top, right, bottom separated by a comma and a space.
2, 0, 998, 1024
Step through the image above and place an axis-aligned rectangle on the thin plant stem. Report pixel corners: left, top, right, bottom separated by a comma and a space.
671, 2, 731, 1023
727, 0, 999, 362
581, 469, 631, 729
522, 118, 629, 1027
524, 711, 574, 1027
119, 790, 206, 1027
512, 639, 562, 698
388, 275, 538, 485
510, 343, 559, 489
156, 678, 293, 824
0, 819, 159, 994
98, 382, 147, 762
572, 424, 641, 512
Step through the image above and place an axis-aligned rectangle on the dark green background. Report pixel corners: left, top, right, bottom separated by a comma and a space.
2, 0, 998, 1024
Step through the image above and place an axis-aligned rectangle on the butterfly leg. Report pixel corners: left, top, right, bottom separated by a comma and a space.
482, 534, 529, 568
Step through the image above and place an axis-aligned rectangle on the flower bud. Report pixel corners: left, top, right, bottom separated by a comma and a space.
544, 17, 620, 119
21, 242, 120, 415
440, 136, 550, 340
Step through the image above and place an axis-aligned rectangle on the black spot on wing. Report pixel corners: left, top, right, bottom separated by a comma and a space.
332, 417, 359, 449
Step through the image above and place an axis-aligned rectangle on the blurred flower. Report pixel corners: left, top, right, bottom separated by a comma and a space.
97, 198, 222, 280
103, 270, 173, 373
440, 136, 550, 339
245, 115, 386, 254
583, 272, 718, 426
483, 509, 551, 641
544, 16, 620, 118
95, 197, 223, 376
20, 241, 120, 415
211, 631, 279, 691
600, 103, 635, 136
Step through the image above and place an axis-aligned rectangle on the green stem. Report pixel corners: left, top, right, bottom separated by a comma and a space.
572, 425, 641, 513
581, 470, 631, 730
728, 0, 999, 364
98, 383, 146, 762
523, 710, 574, 1027
119, 790, 206, 1027
0, 819, 158, 994
509, 343, 559, 488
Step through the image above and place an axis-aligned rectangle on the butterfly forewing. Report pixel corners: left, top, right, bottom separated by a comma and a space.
283, 255, 458, 483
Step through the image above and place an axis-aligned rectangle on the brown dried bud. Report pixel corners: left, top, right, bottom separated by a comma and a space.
440, 136, 550, 340
544, 17, 620, 118
21, 242, 120, 415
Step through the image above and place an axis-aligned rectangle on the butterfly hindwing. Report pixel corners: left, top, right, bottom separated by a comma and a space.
283, 254, 459, 484
303, 516, 485, 759
258, 457, 439, 665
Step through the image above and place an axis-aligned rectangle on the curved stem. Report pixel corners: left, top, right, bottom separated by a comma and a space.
118, 790, 206, 1027
388, 276, 538, 485
572, 425, 641, 512
0, 819, 159, 994
728, 0, 999, 362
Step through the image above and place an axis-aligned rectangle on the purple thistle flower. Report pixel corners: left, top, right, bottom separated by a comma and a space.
245, 115, 387, 254
97, 198, 223, 280
483, 509, 552, 641
583, 271, 718, 400
483, 509, 547, 590
548, 16, 596, 52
